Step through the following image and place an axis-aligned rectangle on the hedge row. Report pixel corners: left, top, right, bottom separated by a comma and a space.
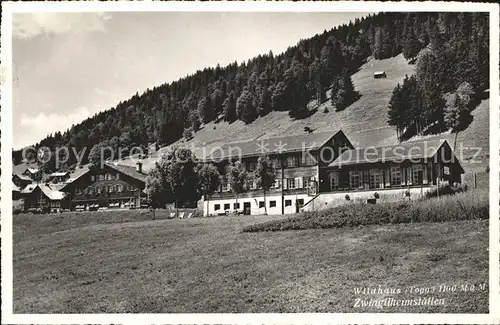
243, 189, 488, 233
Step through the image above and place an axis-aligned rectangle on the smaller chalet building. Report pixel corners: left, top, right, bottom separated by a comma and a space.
13, 173, 33, 192
61, 162, 147, 211
326, 139, 463, 190
304, 138, 464, 210
20, 183, 67, 212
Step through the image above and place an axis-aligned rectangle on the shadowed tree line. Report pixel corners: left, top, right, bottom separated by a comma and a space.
387, 12, 489, 141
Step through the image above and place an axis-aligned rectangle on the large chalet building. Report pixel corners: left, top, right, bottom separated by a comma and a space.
204, 130, 354, 216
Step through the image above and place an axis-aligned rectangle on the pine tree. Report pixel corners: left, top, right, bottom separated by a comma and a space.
197, 163, 221, 216
271, 81, 288, 112
332, 68, 359, 112
445, 94, 462, 131
197, 95, 213, 124
188, 110, 201, 132
255, 155, 275, 215
236, 87, 257, 124
320, 38, 344, 95
256, 86, 272, 117
308, 58, 323, 105
210, 88, 224, 117
387, 83, 405, 140
403, 29, 422, 62
373, 27, 392, 59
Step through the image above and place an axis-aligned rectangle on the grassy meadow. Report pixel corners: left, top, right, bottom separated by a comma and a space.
13, 193, 488, 313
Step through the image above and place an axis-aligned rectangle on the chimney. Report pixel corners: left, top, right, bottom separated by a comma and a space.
136, 162, 143, 173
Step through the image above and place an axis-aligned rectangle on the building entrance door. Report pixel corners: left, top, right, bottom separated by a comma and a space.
243, 202, 251, 215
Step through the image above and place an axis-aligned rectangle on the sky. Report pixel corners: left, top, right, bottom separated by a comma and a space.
12, 11, 368, 149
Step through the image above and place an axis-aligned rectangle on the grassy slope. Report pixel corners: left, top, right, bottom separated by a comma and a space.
185, 54, 414, 149
117, 53, 489, 175
14, 212, 488, 313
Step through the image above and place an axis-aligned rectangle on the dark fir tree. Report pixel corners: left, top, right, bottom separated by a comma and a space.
403, 28, 422, 62
331, 68, 360, 112
236, 87, 257, 124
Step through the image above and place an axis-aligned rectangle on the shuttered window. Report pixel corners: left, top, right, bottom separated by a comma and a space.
369, 169, 381, 189
350, 171, 360, 189
273, 179, 281, 188
412, 164, 423, 185
390, 166, 402, 186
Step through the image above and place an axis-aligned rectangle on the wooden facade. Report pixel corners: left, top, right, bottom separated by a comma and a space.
325, 139, 464, 193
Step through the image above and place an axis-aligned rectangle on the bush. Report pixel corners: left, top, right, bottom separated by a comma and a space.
242, 189, 487, 233
425, 183, 468, 199
183, 128, 194, 140
191, 210, 204, 218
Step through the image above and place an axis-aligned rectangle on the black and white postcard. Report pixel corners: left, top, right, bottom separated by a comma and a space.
1, 1, 499, 324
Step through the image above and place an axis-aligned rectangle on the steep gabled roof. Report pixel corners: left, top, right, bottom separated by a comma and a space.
20, 183, 67, 200
64, 165, 92, 184
39, 184, 66, 201
49, 171, 69, 177
104, 162, 147, 183
208, 130, 343, 160
329, 139, 463, 172
47, 183, 67, 191
20, 183, 38, 194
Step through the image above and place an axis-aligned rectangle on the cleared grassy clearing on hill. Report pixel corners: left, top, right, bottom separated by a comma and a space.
189, 54, 415, 149
14, 210, 488, 313
243, 189, 488, 232
118, 54, 415, 171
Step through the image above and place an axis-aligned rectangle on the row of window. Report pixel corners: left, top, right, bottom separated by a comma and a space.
90, 173, 120, 182
76, 184, 138, 195
214, 198, 304, 211
330, 164, 431, 191
219, 176, 316, 192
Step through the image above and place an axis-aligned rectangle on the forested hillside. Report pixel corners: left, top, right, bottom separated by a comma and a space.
13, 12, 489, 173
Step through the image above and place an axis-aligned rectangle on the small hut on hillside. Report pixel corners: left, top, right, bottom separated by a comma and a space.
374, 71, 387, 79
